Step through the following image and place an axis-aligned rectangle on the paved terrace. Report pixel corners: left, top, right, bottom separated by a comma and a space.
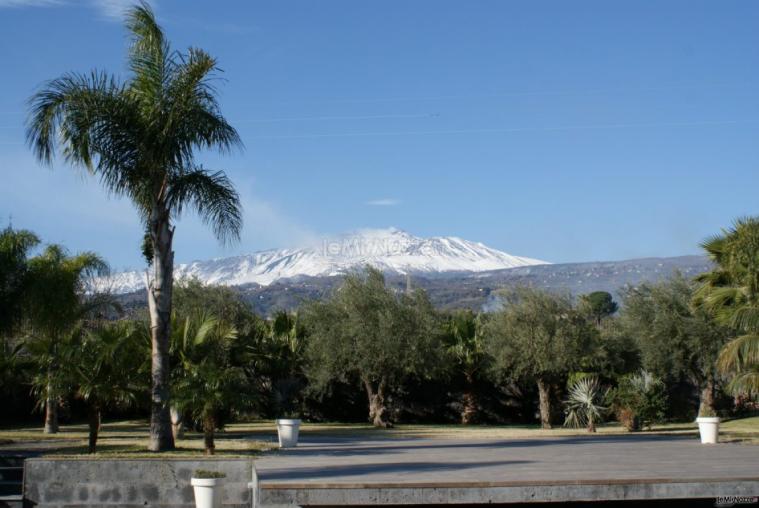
251, 434, 759, 506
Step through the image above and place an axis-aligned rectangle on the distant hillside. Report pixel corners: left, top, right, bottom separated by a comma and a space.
116, 255, 712, 315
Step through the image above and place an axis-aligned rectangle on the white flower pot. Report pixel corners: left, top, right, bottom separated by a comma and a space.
191, 477, 224, 508
696, 416, 720, 444
276, 418, 301, 448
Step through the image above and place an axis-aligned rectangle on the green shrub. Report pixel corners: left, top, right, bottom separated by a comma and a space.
193, 470, 226, 479
608, 371, 667, 431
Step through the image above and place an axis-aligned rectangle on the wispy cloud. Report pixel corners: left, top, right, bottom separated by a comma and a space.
366, 198, 400, 207
0, 0, 157, 20
0, 0, 63, 6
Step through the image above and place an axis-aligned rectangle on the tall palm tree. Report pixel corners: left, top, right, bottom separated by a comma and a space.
24, 245, 108, 433
26, 3, 242, 450
695, 217, 759, 394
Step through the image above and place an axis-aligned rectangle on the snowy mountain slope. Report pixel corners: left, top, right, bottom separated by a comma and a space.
99, 228, 548, 294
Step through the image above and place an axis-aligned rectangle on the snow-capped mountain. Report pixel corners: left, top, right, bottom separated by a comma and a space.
99, 228, 548, 294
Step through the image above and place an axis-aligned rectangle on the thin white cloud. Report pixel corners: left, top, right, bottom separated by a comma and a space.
0, 0, 63, 6
0, 0, 157, 20
93, 0, 149, 20
366, 198, 400, 207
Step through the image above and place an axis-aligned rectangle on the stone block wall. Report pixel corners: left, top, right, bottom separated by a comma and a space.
23, 458, 253, 507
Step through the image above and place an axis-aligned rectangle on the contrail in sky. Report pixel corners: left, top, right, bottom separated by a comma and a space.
247, 119, 752, 140
235, 113, 438, 123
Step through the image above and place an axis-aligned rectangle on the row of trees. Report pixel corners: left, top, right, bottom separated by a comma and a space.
1, 230, 298, 453
301, 267, 742, 429
2, 221, 759, 450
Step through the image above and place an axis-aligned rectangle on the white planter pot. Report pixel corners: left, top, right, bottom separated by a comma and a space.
191, 477, 224, 508
696, 416, 720, 444
276, 418, 301, 448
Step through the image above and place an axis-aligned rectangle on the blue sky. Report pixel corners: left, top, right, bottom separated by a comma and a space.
1, 0, 758, 271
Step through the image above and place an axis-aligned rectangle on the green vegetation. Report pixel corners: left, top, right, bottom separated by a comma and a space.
303, 268, 442, 427
563, 376, 607, 433
579, 291, 619, 327
23, 245, 110, 434
193, 470, 226, 479
443, 310, 487, 424
3, 219, 759, 453
171, 316, 251, 455
608, 371, 667, 431
620, 274, 727, 417
485, 288, 598, 428
696, 217, 759, 394
65, 323, 144, 453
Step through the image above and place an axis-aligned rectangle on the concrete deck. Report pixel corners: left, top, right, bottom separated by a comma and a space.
251, 434, 759, 506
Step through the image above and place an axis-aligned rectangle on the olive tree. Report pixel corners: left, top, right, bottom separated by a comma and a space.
619, 274, 727, 416
484, 287, 597, 429
303, 267, 441, 427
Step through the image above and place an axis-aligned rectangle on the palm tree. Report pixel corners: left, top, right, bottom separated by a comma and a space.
0, 227, 40, 338
695, 217, 759, 394
26, 3, 242, 450
564, 376, 607, 433
167, 314, 226, 439
65, 322, 143, 453
444, 310, 486, 424
171, 315, 249, 455
23, 245, 108, 433
269, 311, 307, 417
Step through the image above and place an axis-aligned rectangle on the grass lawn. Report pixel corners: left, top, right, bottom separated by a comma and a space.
0, 416, 756, 457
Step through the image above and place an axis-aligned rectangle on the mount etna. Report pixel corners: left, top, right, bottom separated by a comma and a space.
102, 228, 711, 314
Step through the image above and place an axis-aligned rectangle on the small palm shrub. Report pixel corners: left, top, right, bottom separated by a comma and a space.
563, 376, 608, 432
172, 315, 252, 455
609, 371, 667, 431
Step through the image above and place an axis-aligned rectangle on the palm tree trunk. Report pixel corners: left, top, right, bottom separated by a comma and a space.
537, 377, 553, 429
88, 404, 100, 454
461, 373, 477, 425
364, 378, 392, 428
170, 405, 184, 440
203, 412, 215, 455
44, 372, 58, 434
147, 209, 175, 452
698, 376, 716, 416
44, 393, 58, 434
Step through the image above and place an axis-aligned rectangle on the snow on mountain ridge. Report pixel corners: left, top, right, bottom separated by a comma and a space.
97, 228, 549, 294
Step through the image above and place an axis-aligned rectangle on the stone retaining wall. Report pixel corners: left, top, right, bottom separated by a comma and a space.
23, 458, 253, 508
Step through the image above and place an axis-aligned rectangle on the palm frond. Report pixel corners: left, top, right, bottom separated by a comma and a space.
725, 367, 759, 394
717, 333, 759, 374
126, 1, 171, 109
564, 376, 607, 430
165, 167, 242, 244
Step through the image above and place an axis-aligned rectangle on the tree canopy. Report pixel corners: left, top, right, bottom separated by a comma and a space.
304, 267, 441, 427
484, 287, 598, 428
695, 216, 759, 393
